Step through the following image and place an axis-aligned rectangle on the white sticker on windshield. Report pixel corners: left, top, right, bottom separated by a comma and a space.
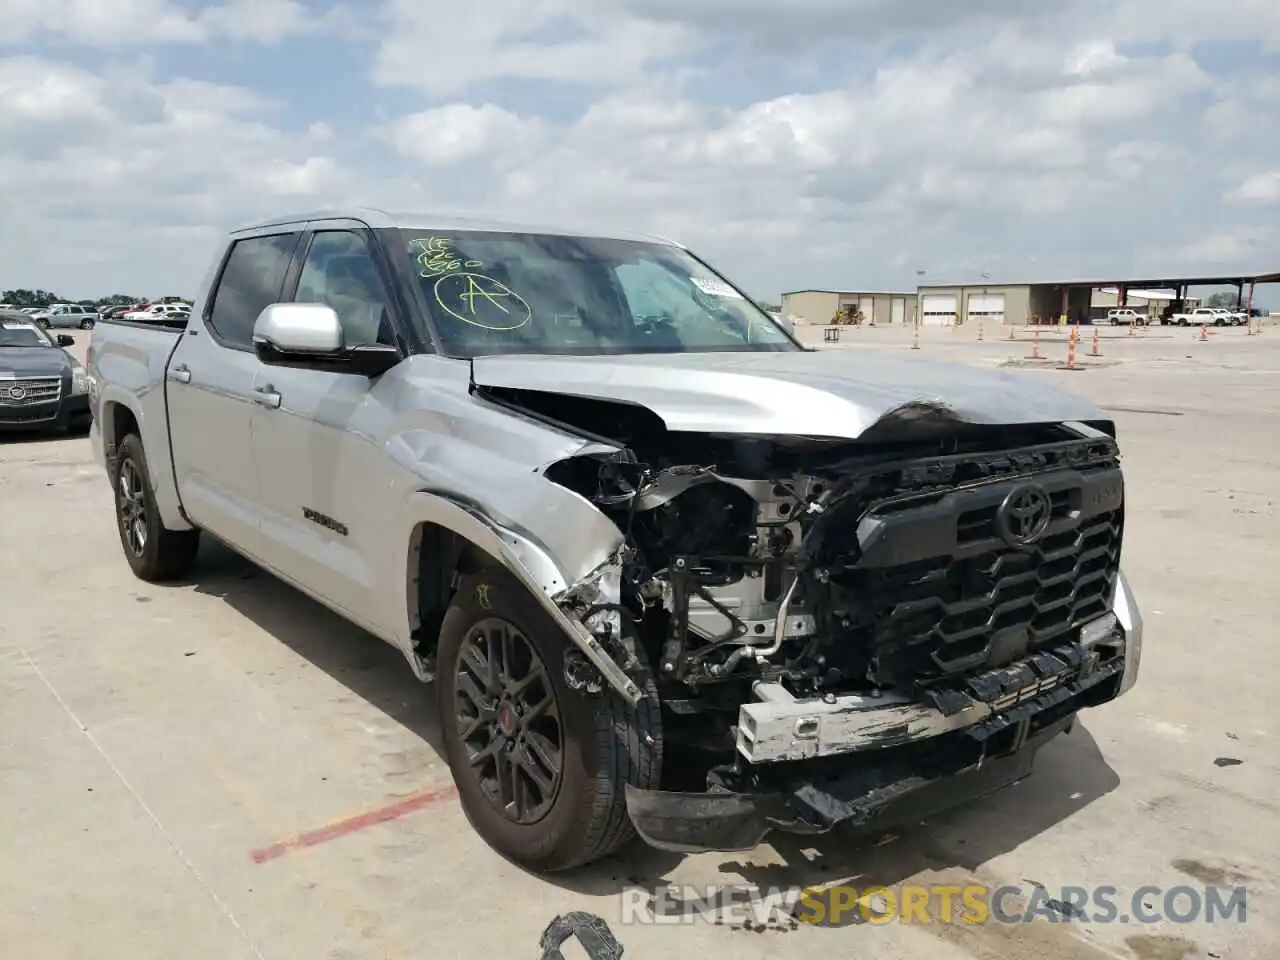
690, 277, 744, 300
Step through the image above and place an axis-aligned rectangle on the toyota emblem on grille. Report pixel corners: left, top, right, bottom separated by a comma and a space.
996, 483, 1052, 547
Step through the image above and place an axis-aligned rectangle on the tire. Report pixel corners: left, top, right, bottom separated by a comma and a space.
80, 318, 95, 329
437, 568, 662, 872
112, 433, 200, 582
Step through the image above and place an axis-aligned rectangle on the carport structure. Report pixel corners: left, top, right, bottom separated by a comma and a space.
1051, 269, 1280, 326
915, 269, 1279, 326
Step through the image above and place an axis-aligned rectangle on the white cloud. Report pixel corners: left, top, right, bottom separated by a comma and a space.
0, 56, 354, 295
1228, 171, 1280, 205
371, 0, 698, 96
0, 0, 342, 47
1175, 230, 1270, 265
385, 104, 545, 167
2, 0, 1279, 302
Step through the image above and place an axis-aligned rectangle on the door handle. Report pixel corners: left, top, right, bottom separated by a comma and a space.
168, 364, 192, 384
253, 385, 281, 409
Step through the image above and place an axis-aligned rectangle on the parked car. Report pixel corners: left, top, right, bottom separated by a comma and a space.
0, 310, 93, 434
1171, 306, 1244, 327
1106, 308, 1147, 325
31, 303, 98, 329
99, 305, 140, 322
123, 303, 191, 322
88, 209, 1142, 871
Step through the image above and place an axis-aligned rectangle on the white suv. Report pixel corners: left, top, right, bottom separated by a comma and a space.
1106, 308, 1146, 325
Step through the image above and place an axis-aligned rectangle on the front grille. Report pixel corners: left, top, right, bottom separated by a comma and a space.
864, 507, 1122, 685
0, 377, 61, 405
814, 435, 1124, 690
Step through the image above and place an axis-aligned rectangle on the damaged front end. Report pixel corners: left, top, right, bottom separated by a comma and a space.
483, 385, 1142, 854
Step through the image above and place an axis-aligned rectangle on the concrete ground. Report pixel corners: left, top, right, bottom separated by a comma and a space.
2, 325, 1276, 960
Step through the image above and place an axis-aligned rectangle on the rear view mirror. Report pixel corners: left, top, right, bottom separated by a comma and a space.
57, 335, 75, 347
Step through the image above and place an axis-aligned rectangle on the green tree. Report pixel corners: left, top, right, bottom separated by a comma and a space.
1, 288, 63, 308
1205, 292, 1241, 308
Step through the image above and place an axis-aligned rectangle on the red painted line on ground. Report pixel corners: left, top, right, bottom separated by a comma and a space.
249, 784, 457, 864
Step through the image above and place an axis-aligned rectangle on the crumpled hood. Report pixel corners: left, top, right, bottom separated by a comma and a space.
470, 350, 1107, 439
0, 347, 71, 378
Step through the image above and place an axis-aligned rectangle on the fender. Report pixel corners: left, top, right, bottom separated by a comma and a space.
395, 491, 641, 704
96, 386, 191, 531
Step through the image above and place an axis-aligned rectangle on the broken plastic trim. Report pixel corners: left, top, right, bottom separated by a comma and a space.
403, 491, 642, 705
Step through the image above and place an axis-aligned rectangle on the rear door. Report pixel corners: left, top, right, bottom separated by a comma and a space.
249, 225, 405, 630
167, 231, 301, 557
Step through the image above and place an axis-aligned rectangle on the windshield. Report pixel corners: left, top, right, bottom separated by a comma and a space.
0, 320, 53, 347
393, 229, 797, 357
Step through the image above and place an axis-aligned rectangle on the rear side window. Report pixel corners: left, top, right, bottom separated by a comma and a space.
206, 233, 300, 347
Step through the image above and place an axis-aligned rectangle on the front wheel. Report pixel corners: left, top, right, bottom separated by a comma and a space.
80, 318, 95, 329
437, 568, 662, 871
112, 433, 201, 581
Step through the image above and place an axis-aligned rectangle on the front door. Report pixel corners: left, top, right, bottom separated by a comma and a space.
249, 228, 403, 633
168, 231, 300, 556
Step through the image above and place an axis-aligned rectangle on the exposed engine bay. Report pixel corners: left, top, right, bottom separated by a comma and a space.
470, 384, 1136, 847
489, 387, 1125, 710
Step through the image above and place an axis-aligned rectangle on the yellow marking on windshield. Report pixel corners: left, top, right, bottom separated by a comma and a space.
434, 272, 531, 331
459, 274, 510, 314
409, 236, 482, 279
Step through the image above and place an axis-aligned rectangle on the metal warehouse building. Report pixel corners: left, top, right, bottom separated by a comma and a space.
779, 289, 918, 326
786, 270, 1277, 329
914, 282, 1085, 326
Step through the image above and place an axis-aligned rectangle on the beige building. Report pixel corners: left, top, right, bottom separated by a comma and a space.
915, 283, 1097, 326
779, 289, 918, 326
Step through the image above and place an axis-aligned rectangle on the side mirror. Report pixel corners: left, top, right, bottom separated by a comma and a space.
57, 334, 75, 347
251, 302, 401, 378
253, 302, 343, 353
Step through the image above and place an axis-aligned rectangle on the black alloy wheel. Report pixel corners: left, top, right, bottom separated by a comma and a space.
117, 455, 149, 559
111, 433, 200, 581
436, 568, 662, 871
454, 617, 564, 825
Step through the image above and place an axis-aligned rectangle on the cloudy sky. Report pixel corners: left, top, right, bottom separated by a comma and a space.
1, 0, 1277, 302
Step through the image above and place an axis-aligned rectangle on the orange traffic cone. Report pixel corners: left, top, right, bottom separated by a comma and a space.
1199, 324, 1208, 342
1090, 328, 1101, 357
1066, 333, 1077, 369
1027, 328, 1042, 360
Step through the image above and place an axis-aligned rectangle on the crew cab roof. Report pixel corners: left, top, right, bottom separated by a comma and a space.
230, 207, 682, 247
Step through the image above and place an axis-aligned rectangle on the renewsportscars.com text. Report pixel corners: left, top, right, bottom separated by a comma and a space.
621, 882, 1248, 927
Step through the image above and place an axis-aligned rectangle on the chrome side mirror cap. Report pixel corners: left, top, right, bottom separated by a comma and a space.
252, 302, 343, 353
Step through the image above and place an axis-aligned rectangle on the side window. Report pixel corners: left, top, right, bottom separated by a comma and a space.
294, 231, 394, 347
206, 233, 300, 348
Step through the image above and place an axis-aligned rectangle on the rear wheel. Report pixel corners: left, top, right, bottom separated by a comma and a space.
112, 433, 200, 582
437, 568, 662, 871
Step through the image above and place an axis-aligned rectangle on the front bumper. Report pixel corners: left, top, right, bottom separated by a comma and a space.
625, 571, 1142, 853
0, 392, 90, 431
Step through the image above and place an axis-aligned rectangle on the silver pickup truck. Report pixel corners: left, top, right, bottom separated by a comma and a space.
88, 209, 1143, 871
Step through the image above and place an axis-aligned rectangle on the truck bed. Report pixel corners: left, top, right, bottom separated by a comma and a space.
88, 318, 188, 528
